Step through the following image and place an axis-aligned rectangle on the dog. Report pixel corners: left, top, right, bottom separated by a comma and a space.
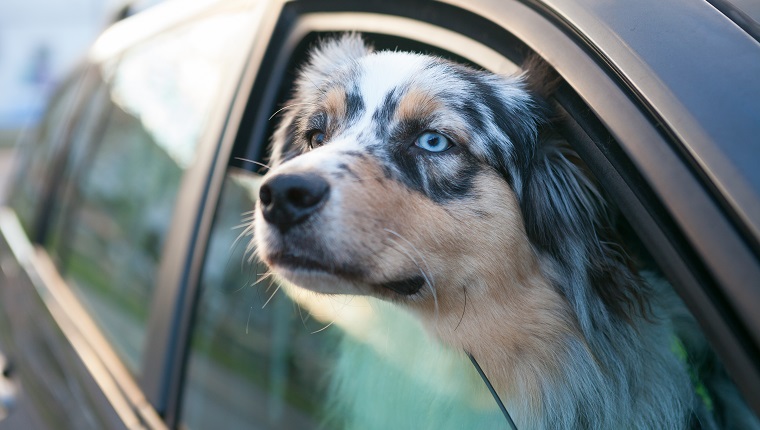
251, 34, 758, 429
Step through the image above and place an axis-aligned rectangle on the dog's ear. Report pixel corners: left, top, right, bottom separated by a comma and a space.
520, 54, 562, 101
521, 137, 649, 334
297, 33, 372, 90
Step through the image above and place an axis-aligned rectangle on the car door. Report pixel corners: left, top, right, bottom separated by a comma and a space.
0, 1, 264, 428
170, 0, 760, 429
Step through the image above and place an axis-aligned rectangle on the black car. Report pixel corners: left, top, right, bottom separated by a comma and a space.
1, 0, 759, 428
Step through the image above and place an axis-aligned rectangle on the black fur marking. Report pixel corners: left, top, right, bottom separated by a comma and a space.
461, 99, 487, 135
346, 90, 365, 125
306, 112, 328, 135
372, 87, 401, 140
366, 83, 484, 203
394, 118, 427, 144
453, 66, 548, 191
337, 162, 360, 181
275, 118, 302, 164
387, 145, 481, 203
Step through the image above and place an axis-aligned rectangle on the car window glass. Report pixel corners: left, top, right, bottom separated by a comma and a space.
6, 71, 87, 235
45, 75, 113, 254
180, 169, 507, 430
45, 11, 253, 375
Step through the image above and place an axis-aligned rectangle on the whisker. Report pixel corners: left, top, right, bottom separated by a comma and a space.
262, 282, 281, 309
257, 271, 277, 286
268, 102, 318, 121
297, 294, 311, 327
311, 320, 336, 334
384, 228, 435, 285
232, 221, 253, 230
303, 75, 327, 97
234, 157, 272, 171
231, 221, 255, 254
454, 283, 467, 331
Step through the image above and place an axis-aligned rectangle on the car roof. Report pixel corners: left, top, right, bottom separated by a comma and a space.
709, 0, 760, 42
89, 0, 254, 63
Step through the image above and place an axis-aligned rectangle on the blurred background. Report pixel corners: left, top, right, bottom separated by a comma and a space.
0, 0, 162, 197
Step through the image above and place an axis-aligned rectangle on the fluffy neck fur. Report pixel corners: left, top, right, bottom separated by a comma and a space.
414, 254, 694, 430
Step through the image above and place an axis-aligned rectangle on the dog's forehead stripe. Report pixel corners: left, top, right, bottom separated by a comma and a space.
370, 87, 401, 139
357, 52, 431, 109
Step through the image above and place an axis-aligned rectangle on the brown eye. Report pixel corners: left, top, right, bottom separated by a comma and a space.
308, 130, 326, 148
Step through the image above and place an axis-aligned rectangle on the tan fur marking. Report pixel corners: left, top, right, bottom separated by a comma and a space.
323, 87, 346, 119
395, 87, 471, 145
395, 87, 441, 123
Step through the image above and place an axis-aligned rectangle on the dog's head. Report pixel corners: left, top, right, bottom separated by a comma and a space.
253, 35, 642, 334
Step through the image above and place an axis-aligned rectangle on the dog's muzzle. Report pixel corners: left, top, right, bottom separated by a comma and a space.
259, 172, 330, 232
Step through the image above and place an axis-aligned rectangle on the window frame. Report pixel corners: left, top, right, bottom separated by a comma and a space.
136, 0, 271, 420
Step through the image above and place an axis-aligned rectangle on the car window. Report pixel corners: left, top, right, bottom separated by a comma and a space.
180, 168, 507, 430
44, 11, 252, 375
181, 24, 759, 430
6, 70, 88, 236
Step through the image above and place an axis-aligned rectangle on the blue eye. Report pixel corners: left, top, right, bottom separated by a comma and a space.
414, 131, 452, 153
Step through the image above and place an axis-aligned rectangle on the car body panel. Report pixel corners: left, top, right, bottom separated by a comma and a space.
0, 208, 159, 429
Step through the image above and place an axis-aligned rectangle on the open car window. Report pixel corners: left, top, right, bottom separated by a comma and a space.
180, 18, 759, 430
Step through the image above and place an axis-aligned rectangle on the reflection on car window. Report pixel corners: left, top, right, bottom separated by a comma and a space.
45, 11, 253, 375
180, 169, 507, 430
7, 71, 86, 235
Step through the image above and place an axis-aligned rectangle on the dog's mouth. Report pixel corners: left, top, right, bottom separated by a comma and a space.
268, 252, 424, 296
271, 253, 325, 272
376, 276, 426, 296
269, 252, 357, 277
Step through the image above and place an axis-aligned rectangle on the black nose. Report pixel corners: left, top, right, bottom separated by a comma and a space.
259, 173, 330, 231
